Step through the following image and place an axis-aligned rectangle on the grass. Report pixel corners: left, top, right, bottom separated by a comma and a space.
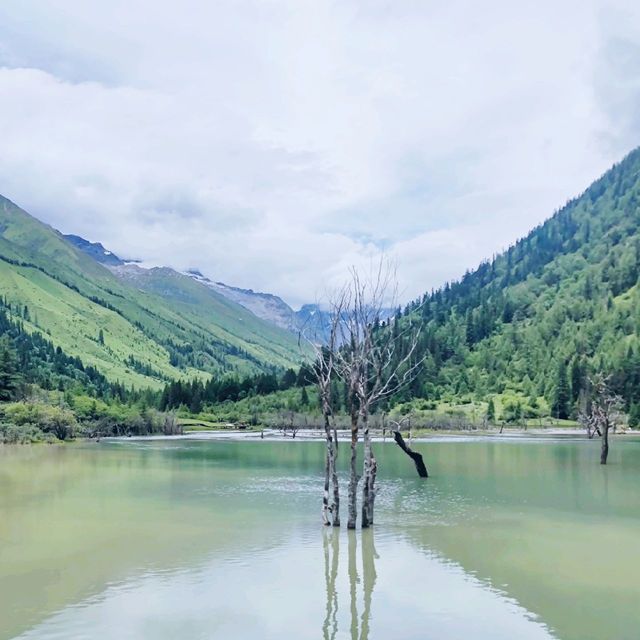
0, 196, 306, 387
178, 417, 232, 430
0, 261, 184, 388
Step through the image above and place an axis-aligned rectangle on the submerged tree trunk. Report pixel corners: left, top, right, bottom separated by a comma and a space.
348, 409, 359, 529
367, 452, 377, 525
361, 409, 377, 528
331, 435, 340, 527
601, 422, 610, 465
361, 411, 371, 528
322, 438, 331, 526
393, 430, 428, 477
322, 411, 340, 526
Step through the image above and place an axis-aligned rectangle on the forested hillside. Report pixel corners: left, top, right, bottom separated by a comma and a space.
385, 147, 640, 422
169, 148, 640, 428
0, 196, 303, 388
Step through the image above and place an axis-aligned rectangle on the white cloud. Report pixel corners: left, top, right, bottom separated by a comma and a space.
0, 0, 638, 307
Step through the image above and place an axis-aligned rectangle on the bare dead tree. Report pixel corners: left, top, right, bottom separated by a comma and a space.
338, 310, 363, 530
578, 374, 624, 464
356, 265, 422, 527
305, 291, 346, 527
578, 386, 600, 439
389, 417, 428, 477
335, 260, 423, 528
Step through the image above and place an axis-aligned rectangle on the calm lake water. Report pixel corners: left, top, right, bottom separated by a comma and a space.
1, 435, 640, 640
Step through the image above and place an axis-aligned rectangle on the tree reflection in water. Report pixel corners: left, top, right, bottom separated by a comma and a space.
323, 528, 378, 640
359, 529, 377, 640
323, 527, 340, 640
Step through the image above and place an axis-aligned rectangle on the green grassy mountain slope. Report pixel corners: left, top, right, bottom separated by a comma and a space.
0, 197, 303, 388
390, 147, 640, 421
107, 263, 305, 369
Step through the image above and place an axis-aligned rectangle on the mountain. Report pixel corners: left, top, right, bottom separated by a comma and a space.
185, 270, 298, 331
63, 239, 338, 339
388, 147, 640, 420
63, 234, 127, 266
0, 196, 304, 388
184, 270, 338, 340
64, 230, 362, 345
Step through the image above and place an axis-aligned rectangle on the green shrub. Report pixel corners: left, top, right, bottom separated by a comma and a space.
0, 422, 49, 444
1, 402, 77, 440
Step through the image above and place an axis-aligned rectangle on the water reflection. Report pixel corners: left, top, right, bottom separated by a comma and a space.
359, 530, 377, 640
349, 532, 358, 639
322, 529, 339, 640
3, 438, 640, 639
323, 529, 378, 640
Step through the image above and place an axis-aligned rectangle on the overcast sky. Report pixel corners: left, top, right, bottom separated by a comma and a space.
0, 1, 639, 308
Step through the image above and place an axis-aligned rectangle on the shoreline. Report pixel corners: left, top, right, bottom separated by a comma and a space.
102, 426, 640, 443
4, 426, 639, 446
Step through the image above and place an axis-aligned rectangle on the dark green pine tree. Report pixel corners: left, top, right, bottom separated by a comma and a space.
552, 360, 571, 420
300, 386, 309, 407
486, 396, 496, 423
189, 381, 203, 414
570, 356, 584, 403
0, 336, 20, 401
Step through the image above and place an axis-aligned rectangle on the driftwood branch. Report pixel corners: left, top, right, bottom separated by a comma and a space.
392, 430, 428, 477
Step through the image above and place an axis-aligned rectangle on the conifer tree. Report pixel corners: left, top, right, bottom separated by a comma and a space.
552, 360, 571, 420
0, 336, 20, 401
487, 397, 496, 423
570, 357, 584, 403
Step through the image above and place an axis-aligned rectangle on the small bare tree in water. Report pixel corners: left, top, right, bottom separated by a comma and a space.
389, 417, 428, 477
578, 373, 623, 464
333, 260, 422, 528
306, 292, 346, 527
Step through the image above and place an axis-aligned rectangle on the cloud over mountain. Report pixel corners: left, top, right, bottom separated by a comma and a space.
0, 0, 638, 306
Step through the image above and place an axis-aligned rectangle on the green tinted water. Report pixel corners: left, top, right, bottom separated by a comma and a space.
1, 436, 639, 639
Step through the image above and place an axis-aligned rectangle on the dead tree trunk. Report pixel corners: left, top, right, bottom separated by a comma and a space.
368, 452, 377, 525
322, 410, 340, 527
348, 408, 359, 529
393, 430, 428, 477
308, 291, 345, 528
320, 378, 341, 525
361, 411, 372, 528
322, 430, 332, 526
601, 421, 610, 465
579, 374, 621, 465
330, 435, 340, 527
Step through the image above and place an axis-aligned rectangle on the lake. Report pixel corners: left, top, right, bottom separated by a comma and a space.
1, 435, 639, 639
